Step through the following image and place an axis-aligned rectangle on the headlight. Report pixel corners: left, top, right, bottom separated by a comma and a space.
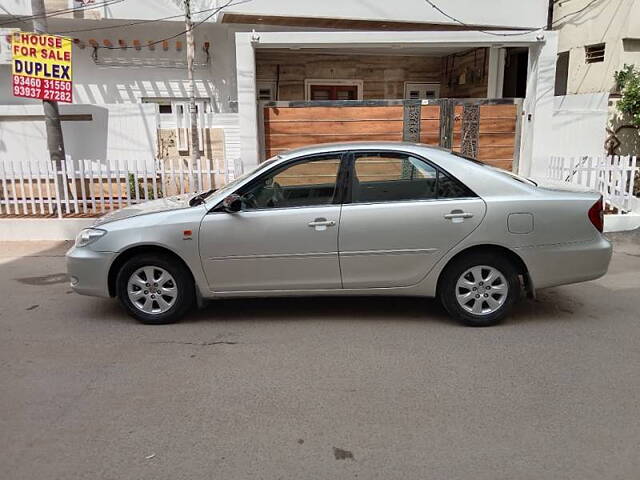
75, 228, 106, 248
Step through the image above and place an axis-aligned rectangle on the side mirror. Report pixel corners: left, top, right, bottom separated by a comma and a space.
222, 194, 242, 213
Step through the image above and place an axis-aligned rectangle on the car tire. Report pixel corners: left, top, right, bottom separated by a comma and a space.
116, 253, 195, 325
439, 252, 521, 327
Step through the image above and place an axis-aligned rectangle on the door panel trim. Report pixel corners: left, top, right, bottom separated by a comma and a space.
340, 248, 438, 257
208, 251, 336, 261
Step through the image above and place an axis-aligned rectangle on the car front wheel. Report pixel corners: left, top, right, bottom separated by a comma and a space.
439, 253, 521, 327
116, 254, 195, 324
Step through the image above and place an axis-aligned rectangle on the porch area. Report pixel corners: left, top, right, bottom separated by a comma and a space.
254, 46, 526, 172
235, 30, 556, 178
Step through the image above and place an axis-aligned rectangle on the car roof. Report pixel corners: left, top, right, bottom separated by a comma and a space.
278, 141, 449, 159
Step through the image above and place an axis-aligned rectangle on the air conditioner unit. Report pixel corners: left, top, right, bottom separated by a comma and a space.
0, 29, 18, 65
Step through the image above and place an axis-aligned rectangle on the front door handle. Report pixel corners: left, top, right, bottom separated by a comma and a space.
308, 218, 336, 231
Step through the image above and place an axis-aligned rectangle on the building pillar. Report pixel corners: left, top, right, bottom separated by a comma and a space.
487, 47, 506, 98
235, 32, 259, 171
519, 31, 558, 178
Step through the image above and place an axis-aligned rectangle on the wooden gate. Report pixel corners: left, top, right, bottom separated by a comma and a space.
262, 99, 522, 171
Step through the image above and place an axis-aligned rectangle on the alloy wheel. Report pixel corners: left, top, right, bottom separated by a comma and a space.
455, 265, 509, 316
127, 266, 177, 315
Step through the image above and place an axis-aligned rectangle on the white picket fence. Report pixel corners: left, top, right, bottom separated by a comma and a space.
548, 155, 639, 213
0, 157, 238, 218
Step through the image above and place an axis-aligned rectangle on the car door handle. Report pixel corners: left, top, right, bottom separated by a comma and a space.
444, 212, 474, 219
308, 219, 336, 228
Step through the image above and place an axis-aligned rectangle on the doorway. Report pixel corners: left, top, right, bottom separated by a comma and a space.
502, 47, 529, 98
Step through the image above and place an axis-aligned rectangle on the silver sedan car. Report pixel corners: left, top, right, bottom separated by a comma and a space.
67, 142, 612, 326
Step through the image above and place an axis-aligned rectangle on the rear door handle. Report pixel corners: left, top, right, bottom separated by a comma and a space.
444, 212, 474, 219
444, 211, 474, 224
308, 218, 336, 230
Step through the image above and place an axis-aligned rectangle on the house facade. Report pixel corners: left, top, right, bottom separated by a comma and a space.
0, 0, 558, 184
553, 0, 640, 155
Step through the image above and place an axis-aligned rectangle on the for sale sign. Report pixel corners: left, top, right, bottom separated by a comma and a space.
11, 32, 73, 103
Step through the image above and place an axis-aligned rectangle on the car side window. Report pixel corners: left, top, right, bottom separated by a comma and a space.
437, 171, 476, 198
239, 155, 341, 210
351, 152, 438, 203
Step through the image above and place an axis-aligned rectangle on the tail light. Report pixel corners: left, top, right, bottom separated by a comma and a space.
588, 196, 604, 233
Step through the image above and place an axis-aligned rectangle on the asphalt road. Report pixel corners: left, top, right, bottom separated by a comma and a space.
1, 233, 639, 480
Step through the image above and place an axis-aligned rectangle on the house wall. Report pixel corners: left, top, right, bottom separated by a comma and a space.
440, 48, 489, 98
555, 0, 640, 94
218, 0, 548, 30
255, 51, 442, 101
547, 93, 608, 158
0, 104, 158, 168
0, 21, 239, 114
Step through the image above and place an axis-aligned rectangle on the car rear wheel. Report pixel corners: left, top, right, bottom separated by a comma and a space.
116, 254, 195, 324
439, 253, 521, 327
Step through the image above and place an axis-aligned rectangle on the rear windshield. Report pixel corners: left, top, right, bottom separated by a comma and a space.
451, 152, 537, 186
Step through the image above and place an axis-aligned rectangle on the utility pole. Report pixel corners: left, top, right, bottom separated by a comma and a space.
184, 0, 200, 191
31, 0, 67, 213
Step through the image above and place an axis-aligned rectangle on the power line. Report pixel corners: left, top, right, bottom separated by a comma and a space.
424, 0, 601, 36
94, 0, 249, 50
52, 7, 214, 35
53, 0, 249, 36
552, 0, 601, 26
423, 0, 541, 36
0, 0, 125, 27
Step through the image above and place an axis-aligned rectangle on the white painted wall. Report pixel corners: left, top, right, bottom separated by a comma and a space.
518, 32, 559, 179
218, 0, 548, 29
548, 93, 608, 157
4, 0, 548, 27
555, 0, 640, 94
0, 21, 239, 114
0, 103, 158, 169
0, 0, 211, 21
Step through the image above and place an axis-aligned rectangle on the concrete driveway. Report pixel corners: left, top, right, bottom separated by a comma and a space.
1, 232, 639, 480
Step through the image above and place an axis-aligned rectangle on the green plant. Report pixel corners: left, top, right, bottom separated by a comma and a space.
128, 173, 162, 200
614, 64, 635, 92
615, 64, 640, 127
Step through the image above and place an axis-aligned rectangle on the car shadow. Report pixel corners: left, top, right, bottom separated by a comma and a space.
186, 295, 457, 326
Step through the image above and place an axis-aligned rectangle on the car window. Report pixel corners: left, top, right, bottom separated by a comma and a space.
450, 151, 537, 186
240, 155, 341, 209
351, 152, 437, 203
437, 171, 476, 198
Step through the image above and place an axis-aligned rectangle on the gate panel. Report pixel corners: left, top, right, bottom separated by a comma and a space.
262, 100, 520, 171
264, 105, 405, 157
452, 103, 519, 171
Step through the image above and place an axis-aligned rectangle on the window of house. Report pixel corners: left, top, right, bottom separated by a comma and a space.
304, 80, 363, 101
555, 51, 570, 96
257, 81, 276, 101
240, 155, 341, 209
585, 43, 605, 64
141, 97, 211, 114
404, 83, 441, 100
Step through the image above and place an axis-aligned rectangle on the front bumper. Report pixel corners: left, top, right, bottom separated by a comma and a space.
515, 235, 613, 290
66, 246, 116, 298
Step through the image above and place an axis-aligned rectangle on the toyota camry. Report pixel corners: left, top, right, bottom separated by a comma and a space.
67, 142, 612, 326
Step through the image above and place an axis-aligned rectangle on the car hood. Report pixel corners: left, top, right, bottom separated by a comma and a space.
93, 194, 195, 226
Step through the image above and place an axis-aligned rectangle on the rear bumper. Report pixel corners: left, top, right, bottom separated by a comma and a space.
66, 246, 115, 298
515, 235, 612, 290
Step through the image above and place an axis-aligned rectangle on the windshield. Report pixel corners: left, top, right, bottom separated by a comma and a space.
450, 152, 537, 186
211, 156, 281, 199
